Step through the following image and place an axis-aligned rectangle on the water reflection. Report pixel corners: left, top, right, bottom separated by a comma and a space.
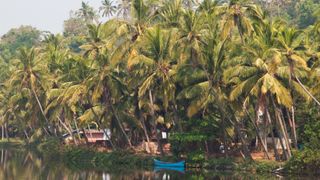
0, 148, 310, 180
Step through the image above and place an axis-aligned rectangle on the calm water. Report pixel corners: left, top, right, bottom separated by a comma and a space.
0, 148, 310, 180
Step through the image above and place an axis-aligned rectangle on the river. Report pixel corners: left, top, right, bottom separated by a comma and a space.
0, 148, 309, 180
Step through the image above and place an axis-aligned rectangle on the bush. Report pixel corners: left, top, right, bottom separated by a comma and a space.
63, 148, 154, 170
187, 151, 206, 165
169, 133, 207, 157
255, 161, 282, 173
285, 149, 320, 175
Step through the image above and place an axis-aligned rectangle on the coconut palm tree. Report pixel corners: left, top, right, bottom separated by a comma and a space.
175, 13, 254, 159
176, 10, 206, 65
7, 48, 52, 134
277, 27, 320, 106
77, 1, 99, 24
117, 0, 131, 19
221, 0, 263, 42
276, 26, 320, 150
157, 0, 183, 28
197, 0, 218, 14
128, 27, 177, 155
100, 0, 117, 18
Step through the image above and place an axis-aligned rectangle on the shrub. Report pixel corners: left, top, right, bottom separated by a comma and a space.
285, 149, 320, 175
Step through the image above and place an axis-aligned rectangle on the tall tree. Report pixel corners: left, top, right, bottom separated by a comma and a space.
100, 0, 117, 17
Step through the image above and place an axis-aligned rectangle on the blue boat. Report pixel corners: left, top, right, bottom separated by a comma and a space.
154, 159, 185, 167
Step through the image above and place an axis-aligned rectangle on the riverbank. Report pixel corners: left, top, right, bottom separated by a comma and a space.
63, 147, 284, 173
24, 137, 282, 172
0, 139, 314, 176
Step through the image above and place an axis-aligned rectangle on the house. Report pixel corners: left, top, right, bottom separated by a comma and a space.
62, 129, 111, 144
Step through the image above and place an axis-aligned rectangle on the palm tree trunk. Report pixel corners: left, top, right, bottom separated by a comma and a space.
222, 115, 228, 158
81, 128, 90, 146
23, 130, 30, 141
266, 108, 280, 161
102, 87, 132, 148
225, 106, 252, 160
287, 108, 298, 149
110, 104, 133, 148
4, 123, 9, 141
88, 124, 93, 138
275, 123, 288, 160
226, 107, 252, 160
172, 100, 183, 132
271, 96, 291, 159
57, 116, 78, 145
31, 88, 51, 130
286, 62, 298, 149
279, 107, 292, 151
73, 113, 81, 141
234, 119, 253, 161
295, 76, 320, 106
1, 126, 4, 141
244, 108, 270, 159
134, 89, 151, 153
149, 89, 164, 156
140, 114, 151, 153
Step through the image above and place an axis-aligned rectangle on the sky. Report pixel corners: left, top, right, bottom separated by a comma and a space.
0, 0, 103, 36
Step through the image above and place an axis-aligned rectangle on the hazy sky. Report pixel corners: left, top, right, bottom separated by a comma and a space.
0, 0, 103, 35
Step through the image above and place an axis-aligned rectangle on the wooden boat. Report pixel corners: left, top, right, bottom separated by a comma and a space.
154, 159, 185, 167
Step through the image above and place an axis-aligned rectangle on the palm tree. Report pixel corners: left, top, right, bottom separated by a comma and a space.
176, 10, 206, 65
182, 0, 196, 9
221, 0, 263, 42
224, 44, 292, 159
117, 0, 131, 19
42, 34, 68, 75
197, 0, 218, 14
77, 1, 99, 24
80, 24, 104, 59
7, 48, 52, 134
157, 0, 183, 28
100, 0, 117, 18
277, 26, 320, 150
128, 27, 177, 155
174, 13, 255, 159
277, 27, 320, 106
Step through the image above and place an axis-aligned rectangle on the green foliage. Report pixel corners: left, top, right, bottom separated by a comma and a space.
0, 26, 41, 60
187, 150, 206, 164
296, 0, 320, 28
170, 132, 208, 156
1, 1, 320, 170
64, 148, 153, 170
303, 119, 320, 150
254, 161, 282, 173
297, 103, 320, 150
285, 149, 320, 175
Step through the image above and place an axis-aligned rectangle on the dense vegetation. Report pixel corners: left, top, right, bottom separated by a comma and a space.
0, 0, 320, 167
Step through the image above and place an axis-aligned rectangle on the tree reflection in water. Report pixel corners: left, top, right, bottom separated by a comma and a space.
0, 148, 307, 180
